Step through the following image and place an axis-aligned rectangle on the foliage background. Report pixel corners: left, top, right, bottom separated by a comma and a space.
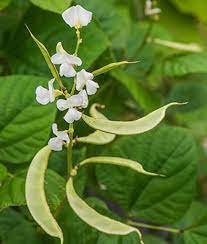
0, 0, 207, 243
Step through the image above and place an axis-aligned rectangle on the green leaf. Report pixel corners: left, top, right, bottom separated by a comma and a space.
82, 102, 184, 135
77, 104, 115, 145
0, 0, 11, 10
92, 61, 139, 76
95, 126, 197, 224
170, 0, 207, 24
25, 146, 63, 243
163, 53, 207, 77
79, 156, 163, 177
111, 70, 161, 111
0, 75, 56, 164
168, 81, 207, 138
26, 26, 64, 89
66, 178, 144, 244
0, 164, 7, 183
0, 208, 43, 244
0, 168, 66, 212
30, 0, 71, 14
176, 202, 207, 244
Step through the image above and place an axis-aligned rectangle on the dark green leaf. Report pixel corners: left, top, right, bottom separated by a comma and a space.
0, 169, 65, 212
0, 75, 56, 164
95, 126, 197, 224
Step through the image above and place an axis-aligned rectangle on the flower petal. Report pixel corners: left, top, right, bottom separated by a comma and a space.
86, 80, 99, 95
69, 94, 83, 107
64, 108, 82, 123
57, 131, 70, 143
51, 53, 66, 64
60, 63, 76, 77
57, 99, 70, 111
48, 78, 55, 102
48, 137, 63, 151
76, 5, 92, 27
65, 54, 82, 66
62, 6, 79, 28
35, 86, 50, 105
52, 123, 58, 136
78, 90, 88, 108
62, 5, 92, 28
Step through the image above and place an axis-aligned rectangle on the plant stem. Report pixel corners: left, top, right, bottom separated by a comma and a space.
67, 123, 74, 175
127, 220, 181, 234
74, 28, 82, 56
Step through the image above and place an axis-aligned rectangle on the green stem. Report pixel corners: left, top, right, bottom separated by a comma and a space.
74, 28, 82, 56
127, 220, 181, 234
67, 123, 74, 175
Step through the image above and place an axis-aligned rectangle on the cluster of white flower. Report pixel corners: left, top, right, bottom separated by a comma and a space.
35, 5, 99, 151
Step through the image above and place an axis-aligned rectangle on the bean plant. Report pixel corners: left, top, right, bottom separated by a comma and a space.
25, 3, 183, 244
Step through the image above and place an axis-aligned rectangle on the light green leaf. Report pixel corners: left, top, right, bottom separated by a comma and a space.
0, 0, 11, 10
95, 126, 197, 224
92, 61, 139, 76
0, 75, 56, 164
163, 53, 207, 77
25, 146, 63, 244
82, 102, 184, 135
77, 104, 115, 145
0, 164, 7, 183
66, 178, 144, 244
30, 0, 71, 14
26, 26, 64, 89
79, 156, 163, 177
170, 0, 207, 24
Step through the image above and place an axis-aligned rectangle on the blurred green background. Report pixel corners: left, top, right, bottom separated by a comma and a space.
1, 0, 207, 243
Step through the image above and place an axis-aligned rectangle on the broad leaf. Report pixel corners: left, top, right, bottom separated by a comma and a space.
30, 0, 71, 14
25, 146, 63, 243
168, 81, 207, 138
163, 53, 207, 77
0, 168, 66, 211
0, 0, 11, 10
0, 164, 7, 183
77, 104, 115, 145
66, 178, 144, 244
0, 208, 44, 244
0, 75, 56, 164
170, 0, 207, 23
82, 102, 184, 135
111, 70, 161, 111
176, 201, 207, 244
79, 156, 163, 177
95, 126, 197, 224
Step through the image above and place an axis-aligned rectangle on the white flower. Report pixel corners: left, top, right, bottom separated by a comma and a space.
62, 5, 92, 29
48, 123, 69, 151
51, 42, 82, 78
36, 78, 55, 105
145, 0, 161, 16
56, 90, 88, 123
76, 69, 99, 95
